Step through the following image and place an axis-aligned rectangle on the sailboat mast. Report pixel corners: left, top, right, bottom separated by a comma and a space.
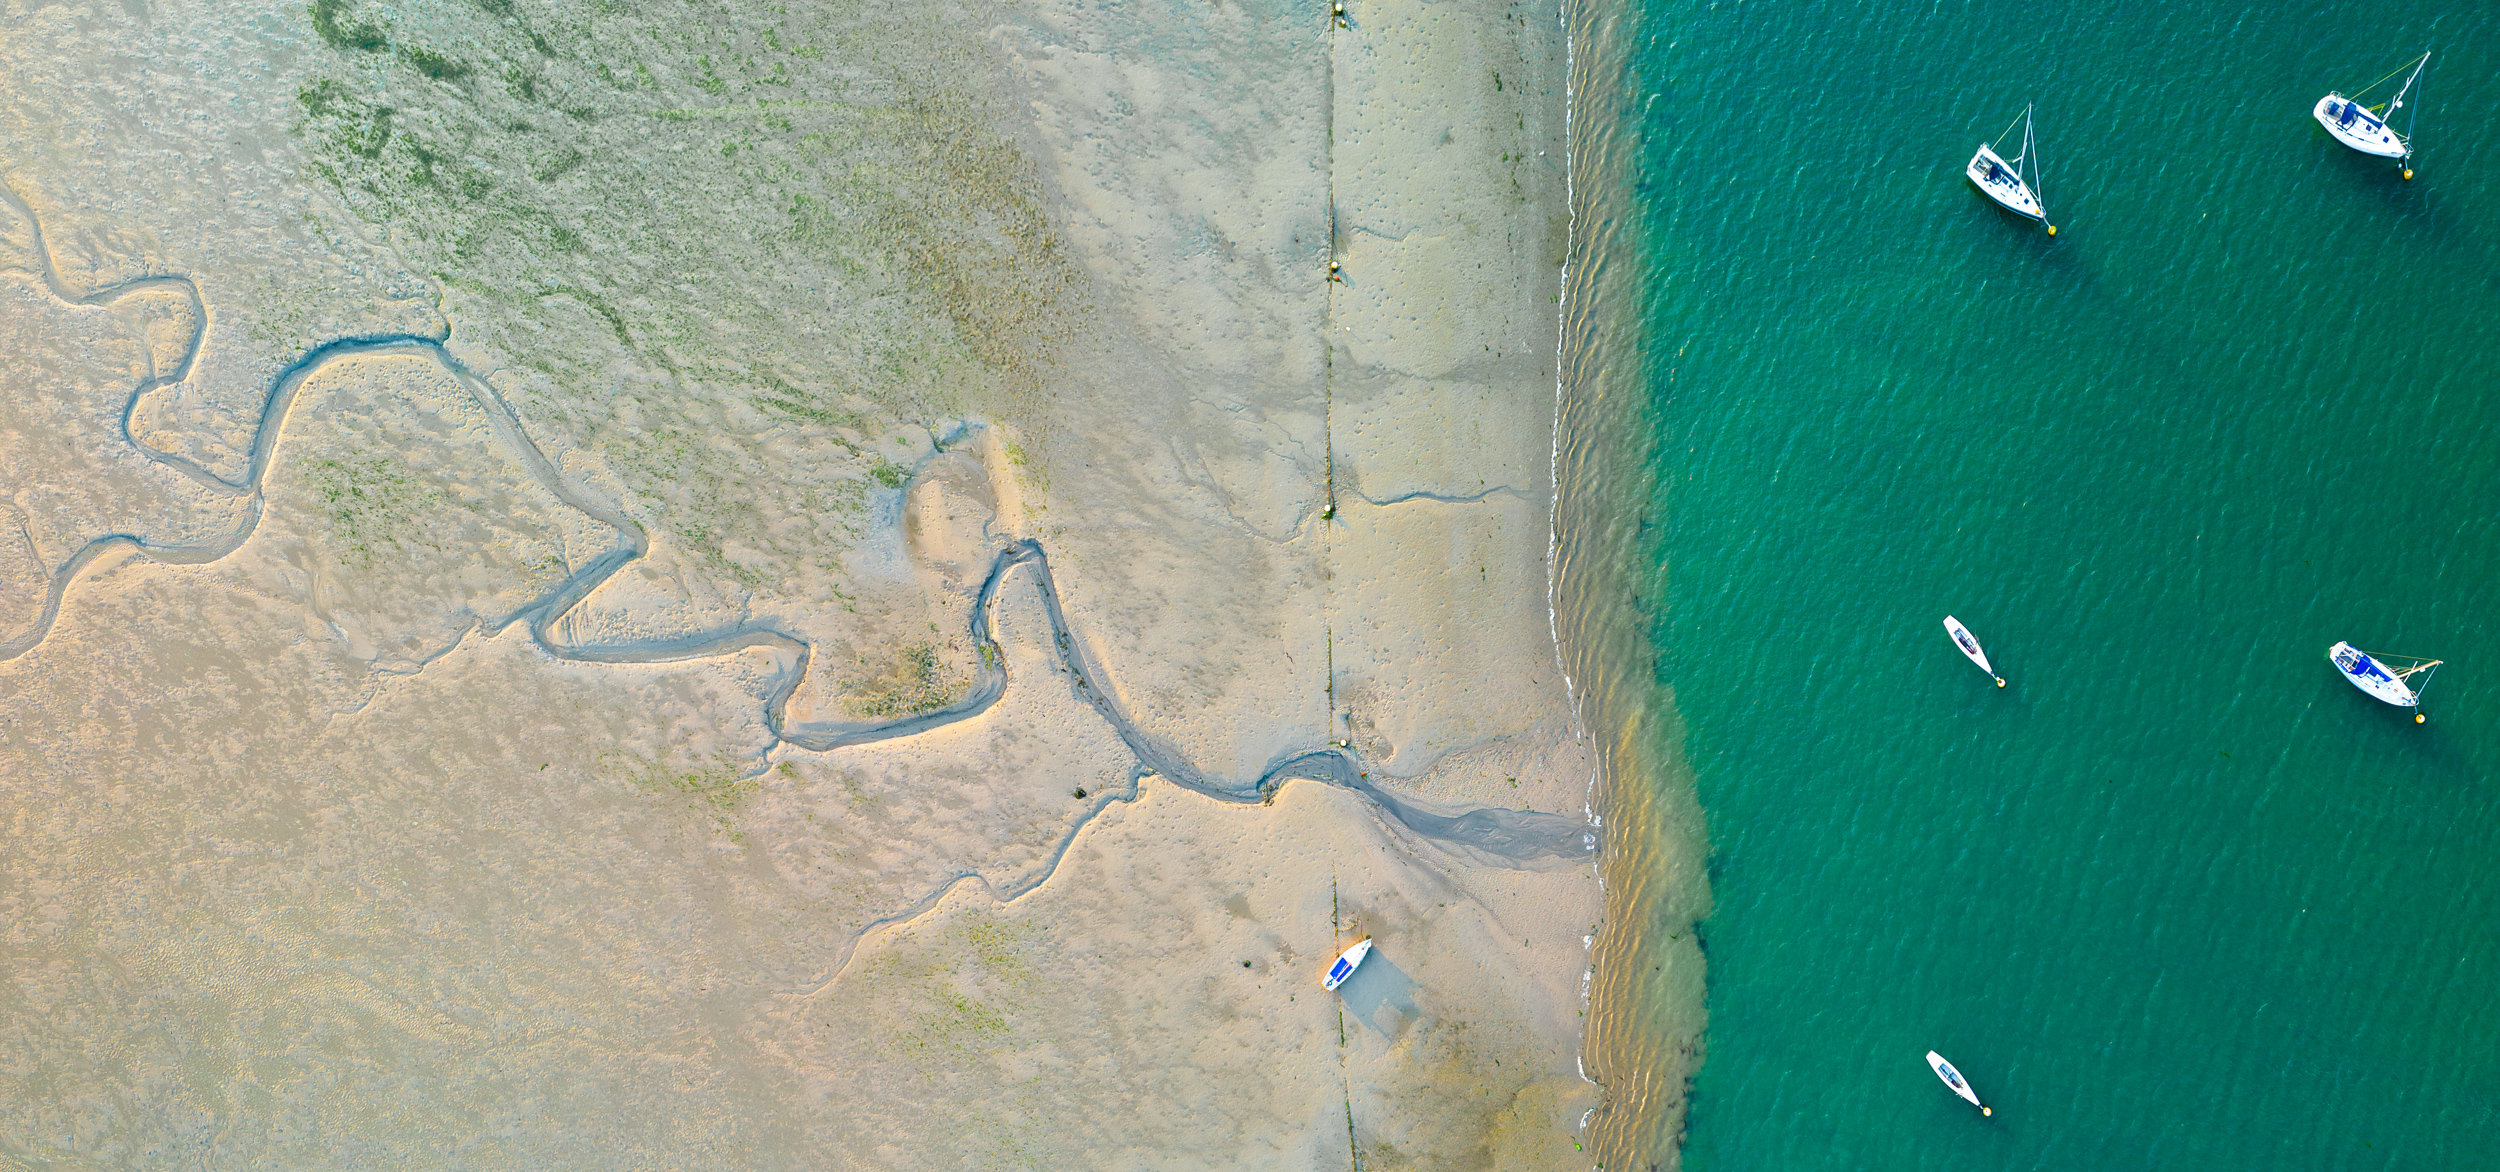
2395, 51, 2428, 152
2394, 52, 2429, 106
2024, 105, 2044, 212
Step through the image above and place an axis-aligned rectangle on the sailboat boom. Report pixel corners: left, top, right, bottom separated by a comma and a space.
2394, 659, 2443, 680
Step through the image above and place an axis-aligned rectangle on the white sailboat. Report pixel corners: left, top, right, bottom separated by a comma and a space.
1925, 1051, 1992, 1116
1943, 616, 2006, 688
1321, 938, 1372, 991
1967, 105, 2055, 235
2315, 52, 2430, 177
2328, 641, 2441, 724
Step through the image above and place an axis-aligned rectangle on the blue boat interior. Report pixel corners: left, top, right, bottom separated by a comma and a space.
2348, 653, 2391, 681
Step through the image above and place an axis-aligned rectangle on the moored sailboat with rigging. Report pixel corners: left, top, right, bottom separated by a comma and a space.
2315, 51, 2430, 178
1943, 616, 2006, 688
2328, 641, 2441, 724
1966, 105, 2055, 236
1925, 1051, 1992, 1116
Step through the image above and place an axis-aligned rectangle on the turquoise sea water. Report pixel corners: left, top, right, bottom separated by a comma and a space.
1614, 3, 2500, 1167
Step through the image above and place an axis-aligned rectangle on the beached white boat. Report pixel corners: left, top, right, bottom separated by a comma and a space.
1321, 938, 1372, 991
1967, 106, 2054, 235
1926, 1050, 1991, 1116
1943, 616, 2006, 687
2315, 52, 2430, 174
2328, 641, 2441, 723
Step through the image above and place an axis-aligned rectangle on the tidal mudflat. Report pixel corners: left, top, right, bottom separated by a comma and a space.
0, 0, 1676, 1164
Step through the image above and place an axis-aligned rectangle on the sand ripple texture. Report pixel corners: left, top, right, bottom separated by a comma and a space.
0, 0, 1625, 1157
1, 144, 1590, 1164
2, 174, 1589, 863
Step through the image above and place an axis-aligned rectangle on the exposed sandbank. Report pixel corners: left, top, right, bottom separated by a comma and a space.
0, 0, 1664, 1164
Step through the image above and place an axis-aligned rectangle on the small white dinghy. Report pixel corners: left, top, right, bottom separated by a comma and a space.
2328, 641, 2441, 724
1943, 616, 2006, 687
1967, 105, 2055, 235
2315, 52, 2430, 176
1321, 938, 1373, 991
1926, 1051, 1992, 1116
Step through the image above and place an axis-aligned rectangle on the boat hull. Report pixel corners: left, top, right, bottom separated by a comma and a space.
1943, 616, 1997, 678
1322, 938, 1372, 991
2314, 93, 2408, 158
1966, 144, 2044, 221
2329, 641, 2418, 707
1925, 1051, 1989, 1114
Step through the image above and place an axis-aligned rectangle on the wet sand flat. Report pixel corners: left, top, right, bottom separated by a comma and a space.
0, 0, 1604, 1164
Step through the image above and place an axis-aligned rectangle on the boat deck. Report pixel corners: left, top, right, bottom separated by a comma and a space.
2314, 93, 2407, 158
2330, 642, 2418, 707
1965, 145, 2043, 220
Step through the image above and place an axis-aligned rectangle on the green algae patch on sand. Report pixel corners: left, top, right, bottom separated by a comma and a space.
884, 916, 1045, 1054
283, 0, 1083, 622
600, 415, 872, 592
301, 455, 447, 572
797, 908, 1067, 1163
628, 752, 761, 813
616, 750, 766, 842
845, 906, 1058, 1166
396, 45, 470, 81
309, 0, 390, 52
1353, 1010, 1596, 1172
840, 640, 968, 719
247, 352, 613, 673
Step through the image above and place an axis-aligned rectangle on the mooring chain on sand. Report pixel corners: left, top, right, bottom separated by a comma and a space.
3, 181, 1596, 874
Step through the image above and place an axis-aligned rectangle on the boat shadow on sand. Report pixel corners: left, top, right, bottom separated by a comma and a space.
1336, 947, 1425, 1040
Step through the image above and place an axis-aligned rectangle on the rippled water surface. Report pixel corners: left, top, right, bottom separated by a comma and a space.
1614, 2, 2500, 1166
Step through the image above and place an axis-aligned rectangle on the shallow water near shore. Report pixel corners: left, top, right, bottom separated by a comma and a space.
1614, 2, 2500, 1166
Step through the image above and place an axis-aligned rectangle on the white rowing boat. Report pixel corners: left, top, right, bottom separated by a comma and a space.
2315, 52, 2430, 176
1943, 616, 2006, 687
2328, 641, 2441, 724
1926, 1050, 1991, 1116
1966, 105, 2055, 235
1322, 938, 1372, 991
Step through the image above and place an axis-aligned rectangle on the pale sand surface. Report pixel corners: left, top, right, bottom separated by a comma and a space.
0, 0, 1611, 1165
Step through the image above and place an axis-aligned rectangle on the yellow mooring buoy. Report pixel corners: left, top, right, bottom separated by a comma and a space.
2403, 168, 2415, 180
2046, 224, 2058, 236
2417, 712, 2427, 724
